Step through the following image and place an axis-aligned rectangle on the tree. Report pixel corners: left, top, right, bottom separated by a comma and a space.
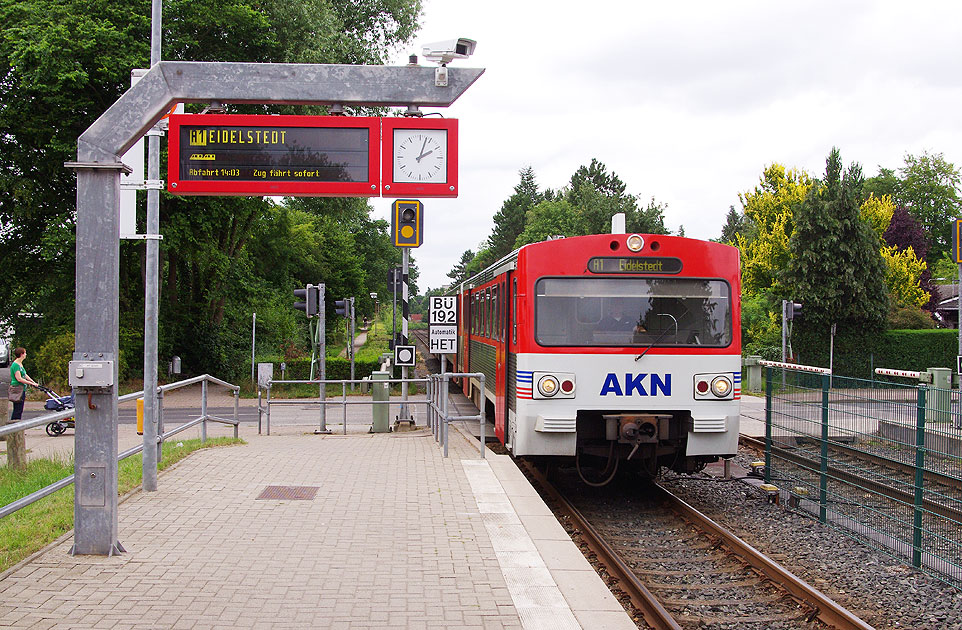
718, 205, 743, 244
485, 167, 541, 261
511, 160, 667, 248
446, 249, 476, 286
883, 206, 937, 311
736, 164, 813, 297
896, 151, 961, 265
786, 148, 888, 331
0, 0, 422, 377
514, 199, 582, 247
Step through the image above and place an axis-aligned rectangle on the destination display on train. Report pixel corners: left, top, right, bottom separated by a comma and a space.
167, 114, 379, 196
587, 257, 683, 274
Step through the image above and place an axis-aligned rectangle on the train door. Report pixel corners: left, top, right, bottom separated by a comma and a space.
493, 281, 506, 442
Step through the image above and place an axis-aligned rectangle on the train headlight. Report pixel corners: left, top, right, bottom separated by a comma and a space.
710, 375, 732, 398
693, 373, 735, 400
537, 375, 560, 397
532, 372, 576, 399
626, 234, 645, 252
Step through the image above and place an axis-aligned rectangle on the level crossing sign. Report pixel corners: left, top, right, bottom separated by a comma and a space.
429, 296, 458, 354
429, 296, 457, 325
429, 325, 457, 354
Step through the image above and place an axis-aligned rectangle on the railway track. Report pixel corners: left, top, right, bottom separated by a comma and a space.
519, 461, 874, 630
739, 435, 962, 523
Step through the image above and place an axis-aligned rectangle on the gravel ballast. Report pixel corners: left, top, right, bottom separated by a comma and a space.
658, 449, 962, 630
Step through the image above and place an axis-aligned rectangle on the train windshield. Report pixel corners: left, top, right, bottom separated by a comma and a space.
534, 277, 732, 347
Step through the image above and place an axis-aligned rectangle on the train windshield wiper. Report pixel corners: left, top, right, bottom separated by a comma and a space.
635, 313, 677, 362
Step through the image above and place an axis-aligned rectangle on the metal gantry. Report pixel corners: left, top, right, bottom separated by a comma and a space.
70, 61, 483, 555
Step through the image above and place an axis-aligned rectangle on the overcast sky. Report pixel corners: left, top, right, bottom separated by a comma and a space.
372, 0, 962, 291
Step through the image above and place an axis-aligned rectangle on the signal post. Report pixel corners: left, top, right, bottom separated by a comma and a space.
392, 200, 422, 426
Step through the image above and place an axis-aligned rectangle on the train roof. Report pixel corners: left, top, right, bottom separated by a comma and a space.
455, 233, 739, 292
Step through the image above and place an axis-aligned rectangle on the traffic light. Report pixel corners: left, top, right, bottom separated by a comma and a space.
392, 199, 423, 247
293, 284, 319, 317
334, 299, 350, 317
786, 301, 802, 320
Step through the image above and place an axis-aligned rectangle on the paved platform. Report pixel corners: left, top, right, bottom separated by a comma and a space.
0, 404, 636, 629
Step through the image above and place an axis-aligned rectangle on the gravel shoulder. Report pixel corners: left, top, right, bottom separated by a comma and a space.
659, 450, 962, 630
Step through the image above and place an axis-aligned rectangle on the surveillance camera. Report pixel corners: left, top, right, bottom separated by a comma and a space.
421, 38, 477, 65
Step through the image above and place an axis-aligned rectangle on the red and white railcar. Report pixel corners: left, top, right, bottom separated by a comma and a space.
451, 233, 741, 483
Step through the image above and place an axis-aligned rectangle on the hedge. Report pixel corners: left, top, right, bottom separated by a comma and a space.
265, 356, 402, 381
786, 328, 958, 378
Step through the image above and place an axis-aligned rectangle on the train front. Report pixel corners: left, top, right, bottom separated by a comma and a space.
510, 233, 741, 480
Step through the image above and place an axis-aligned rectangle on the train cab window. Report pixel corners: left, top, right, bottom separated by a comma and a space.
534, 277, 732, 348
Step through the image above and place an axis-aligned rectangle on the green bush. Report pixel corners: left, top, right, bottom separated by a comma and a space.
788, 327, 958, 378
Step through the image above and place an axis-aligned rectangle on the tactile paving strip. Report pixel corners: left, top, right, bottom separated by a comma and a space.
255, 485, 319, 500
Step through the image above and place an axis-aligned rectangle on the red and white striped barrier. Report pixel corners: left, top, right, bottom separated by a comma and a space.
874, 368, 923, 380
759, 360, 832, 375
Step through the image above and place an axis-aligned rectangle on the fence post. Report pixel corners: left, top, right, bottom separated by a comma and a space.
913, 385, 927, 568
266, 382, 272, 436
233, 387, 239, 440
201, 378, 208, 443
156, 387, 164, 463
819, 372, 830, 524
479, 374, 486, 459
442, 376, 450, 458
257, 386, 262, 435
765, 366, 773, 484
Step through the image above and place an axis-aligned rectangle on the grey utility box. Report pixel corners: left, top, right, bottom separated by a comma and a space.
927, 367, 952, 423
68, 360, 115, 388
370, 371, 391, 433
743, 355, 763, 393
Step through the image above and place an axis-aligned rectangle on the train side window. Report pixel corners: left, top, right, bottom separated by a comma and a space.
485, 288, 492, 338
492, 285, 500, 341
512, 278, 517, 344
472, 293, 478, 335
481, 290, 487, 338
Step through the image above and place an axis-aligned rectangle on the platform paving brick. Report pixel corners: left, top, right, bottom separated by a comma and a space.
0, 426, 525, 629
1, 405, 639, 629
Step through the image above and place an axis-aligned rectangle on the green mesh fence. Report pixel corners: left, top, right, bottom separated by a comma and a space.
764, 366, 962, 589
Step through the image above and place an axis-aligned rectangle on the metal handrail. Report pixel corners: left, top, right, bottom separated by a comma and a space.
427, 372, 486, 459
1, 374, 241, 520
257, 377, 431, 435
1, 374, 240, 439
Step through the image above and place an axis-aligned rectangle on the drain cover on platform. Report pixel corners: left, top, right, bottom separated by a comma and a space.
256, 485, 319, 500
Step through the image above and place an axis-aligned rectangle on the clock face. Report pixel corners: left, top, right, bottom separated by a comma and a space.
393, 129, 447, 183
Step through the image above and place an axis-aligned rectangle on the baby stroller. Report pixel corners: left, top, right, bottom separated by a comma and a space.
39, 385, 75, 436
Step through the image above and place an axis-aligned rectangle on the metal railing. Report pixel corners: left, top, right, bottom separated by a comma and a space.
762, 363, 962, 589
1, 374, 240, 519
257, 373, 487, 458
257, 378, 431, 435
427, 372, 486, 458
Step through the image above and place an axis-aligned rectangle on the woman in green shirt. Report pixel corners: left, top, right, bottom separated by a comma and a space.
9, 347, 40, 421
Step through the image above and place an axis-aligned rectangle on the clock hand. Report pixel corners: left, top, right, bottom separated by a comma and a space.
416, 138, 428, 160
416, 149, 434, 162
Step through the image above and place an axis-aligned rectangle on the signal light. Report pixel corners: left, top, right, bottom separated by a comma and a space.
786, 301, 802, 320
392, 199, 423, 247
293, 284, 319, 317
334, 299, 349, 317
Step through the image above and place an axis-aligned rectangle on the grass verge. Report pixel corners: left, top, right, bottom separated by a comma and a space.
0, 437, 244, 573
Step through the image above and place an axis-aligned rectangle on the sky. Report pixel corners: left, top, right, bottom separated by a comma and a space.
371, 0, 962, 291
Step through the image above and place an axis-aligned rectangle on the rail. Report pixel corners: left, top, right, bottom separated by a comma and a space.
1, 374, 240, 520
257, 377, 430, 435
427, 372, 486, 458
257, 373, 487, 458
